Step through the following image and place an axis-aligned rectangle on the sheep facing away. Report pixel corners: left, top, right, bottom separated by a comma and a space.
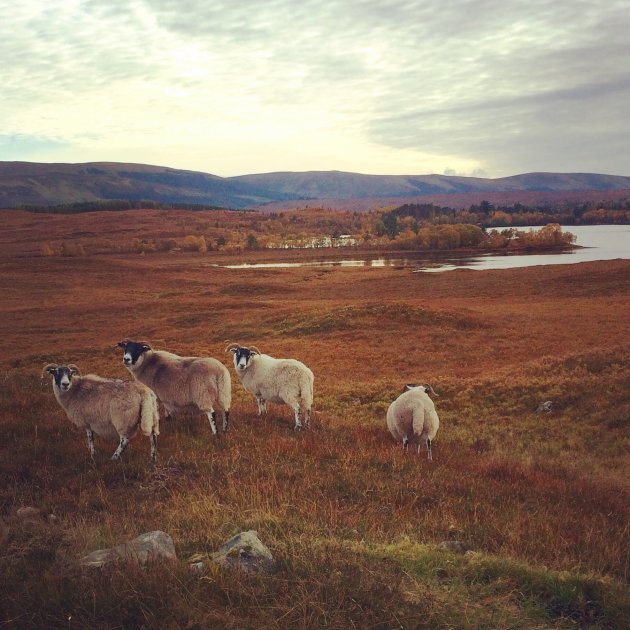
387, 383, 440, 461
43, 363, 160, 461
117, 340, 231, 434
225, 344, 314, 430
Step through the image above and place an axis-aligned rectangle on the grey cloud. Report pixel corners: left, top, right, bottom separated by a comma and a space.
2, 0, 629, 175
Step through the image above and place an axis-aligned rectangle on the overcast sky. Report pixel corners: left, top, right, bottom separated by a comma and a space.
2, 0, 629, 178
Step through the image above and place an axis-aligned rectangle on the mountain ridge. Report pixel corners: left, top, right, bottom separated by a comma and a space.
2, 160, 630, 210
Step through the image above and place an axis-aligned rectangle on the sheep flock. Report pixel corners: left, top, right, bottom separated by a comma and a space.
42, 340, 440, 463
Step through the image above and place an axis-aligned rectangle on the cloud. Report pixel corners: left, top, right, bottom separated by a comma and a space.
1, 0, 629, 176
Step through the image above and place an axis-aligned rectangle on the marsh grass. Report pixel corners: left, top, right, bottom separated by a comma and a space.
0, 216, 629, 627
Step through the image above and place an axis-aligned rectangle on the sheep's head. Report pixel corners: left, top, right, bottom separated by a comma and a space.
404, 383, 439, 397
43, 363, 80, 391
226, 343, 260, 373
117, 339, 152, 368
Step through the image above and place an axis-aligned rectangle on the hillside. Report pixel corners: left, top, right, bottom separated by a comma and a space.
2, 161, 630, 210
0, 162, 293, 209
232, 170, 630, 199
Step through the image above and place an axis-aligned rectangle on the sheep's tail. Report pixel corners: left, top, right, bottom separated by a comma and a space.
140, 389, 160, 436
216, 365, 232, 411
299, 370, 315, 411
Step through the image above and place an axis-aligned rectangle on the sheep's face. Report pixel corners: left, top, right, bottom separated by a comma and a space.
231, 346, 256, 373
46, 365, 79, 392
117, 340, 151, 369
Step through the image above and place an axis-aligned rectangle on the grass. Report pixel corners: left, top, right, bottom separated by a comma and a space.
0, 209, 629, 628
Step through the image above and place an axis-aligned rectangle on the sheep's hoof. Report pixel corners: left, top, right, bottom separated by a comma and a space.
111, 453, 120, 461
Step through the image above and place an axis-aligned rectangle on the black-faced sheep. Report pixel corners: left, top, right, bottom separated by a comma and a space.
387, 383, 439, 461
225, 343, 314, 430
117, 340, 231, 434
43, 363, 160, 461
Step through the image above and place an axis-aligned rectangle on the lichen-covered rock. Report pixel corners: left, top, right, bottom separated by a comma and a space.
211, 530, 276, 574
79, 531, 177, 568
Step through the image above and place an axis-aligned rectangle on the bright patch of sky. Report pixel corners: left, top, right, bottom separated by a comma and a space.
1, 0, 629, 177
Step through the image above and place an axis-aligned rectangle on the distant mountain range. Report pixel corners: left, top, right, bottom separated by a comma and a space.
2, 161, 630, 210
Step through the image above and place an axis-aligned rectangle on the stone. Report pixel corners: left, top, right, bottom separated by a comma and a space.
189, 561, 206, 575
79, 530, 177, 568
211, 530, 277, 574
536, 401, 553, 413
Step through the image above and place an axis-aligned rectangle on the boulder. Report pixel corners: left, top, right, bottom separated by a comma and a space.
211, 530, 276, 574
80, 530, 177, 568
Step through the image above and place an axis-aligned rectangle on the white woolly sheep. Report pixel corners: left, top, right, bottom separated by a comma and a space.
43, 363, 160, 461
387, 383, 440, 461
117, 340, 231, 434
225, 343, 314, 430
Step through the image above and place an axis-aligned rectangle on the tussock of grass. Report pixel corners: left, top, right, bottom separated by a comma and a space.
269, 302, 487, 337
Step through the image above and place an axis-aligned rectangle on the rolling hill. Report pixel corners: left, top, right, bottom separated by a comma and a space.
1, 161, 630, 210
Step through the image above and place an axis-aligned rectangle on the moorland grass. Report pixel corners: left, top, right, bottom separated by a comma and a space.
0, 212, 629, 628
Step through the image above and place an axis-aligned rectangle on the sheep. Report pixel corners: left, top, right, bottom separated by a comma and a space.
225, 343, 314, 430
117, 340, 231, 434
42, 363, 160, 462
387, 383, 440, 461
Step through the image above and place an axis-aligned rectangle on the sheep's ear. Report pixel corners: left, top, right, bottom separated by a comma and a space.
43, 364, 58, 377
68, 364, 80, 376
140, 343, 152, 352
117, 340, 128, 348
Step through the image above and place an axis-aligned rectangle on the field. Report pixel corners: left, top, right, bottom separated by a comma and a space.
1, 209, 629, 628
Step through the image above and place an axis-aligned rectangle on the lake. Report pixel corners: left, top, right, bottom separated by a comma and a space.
420, 224, 630, 272
217, 224, 630, 272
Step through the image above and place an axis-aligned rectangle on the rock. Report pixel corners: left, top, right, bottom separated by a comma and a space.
189, 561, 206, 575
536, 401, 553, 413
80, 530, 177, 568
211, 530, 277, 575
438, 540, 469, 554
16, 507, 42, 521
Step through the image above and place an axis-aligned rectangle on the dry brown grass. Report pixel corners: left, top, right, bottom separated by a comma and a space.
1, 209, 629, 628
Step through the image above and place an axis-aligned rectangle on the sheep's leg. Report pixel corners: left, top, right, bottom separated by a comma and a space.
403, 436, 409, 451
256, 396, 266, 416
86, 428, 95, 457
304, 408, 311, 428
293, 404, 303, 431
150, 431, 158, 463
222, 410, 230, 432
111, 436, 129, 460
206, 411, 218, 435
426, 438, 433, 462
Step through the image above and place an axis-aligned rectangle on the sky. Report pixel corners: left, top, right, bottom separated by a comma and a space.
2, 0, 629, 178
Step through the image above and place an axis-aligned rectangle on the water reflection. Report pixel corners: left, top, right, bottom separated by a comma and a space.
213, 225, 630, 272
220, 258, 402, 269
